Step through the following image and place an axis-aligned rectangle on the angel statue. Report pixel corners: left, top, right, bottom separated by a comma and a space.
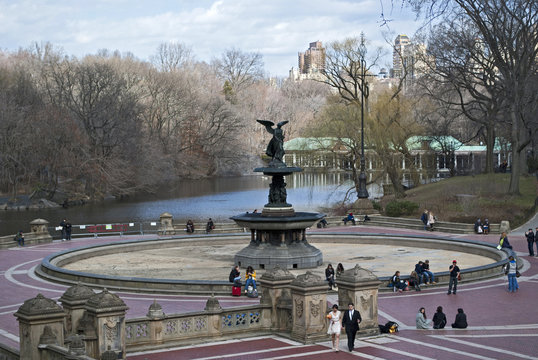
257, 119, 289, 167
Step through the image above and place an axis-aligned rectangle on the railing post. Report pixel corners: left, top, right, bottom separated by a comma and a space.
337, 264, 381, 336
258, 265, 295, 332
14, 293, 66, 360
289, 271, 329, 344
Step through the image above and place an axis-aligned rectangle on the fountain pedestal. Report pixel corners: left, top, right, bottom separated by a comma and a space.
231, 166, 324, 270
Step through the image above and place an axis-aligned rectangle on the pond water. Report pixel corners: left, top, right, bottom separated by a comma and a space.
0, 173, 382, 235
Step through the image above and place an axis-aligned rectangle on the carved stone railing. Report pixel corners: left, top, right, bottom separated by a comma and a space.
125, 304, 271, 351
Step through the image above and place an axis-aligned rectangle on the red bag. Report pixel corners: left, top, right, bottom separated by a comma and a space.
232, 286, 241, 296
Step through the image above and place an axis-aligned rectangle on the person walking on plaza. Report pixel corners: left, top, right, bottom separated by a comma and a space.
451, 308, 468, 328
506, 255, 519, 292
341, 302, 361, 352
416, 307, 431, 329
447, 260, 460, 295
525, 229, 535, 256
326, 304, 341, 352
498, 231, 512, 250
432, 306, 447, 329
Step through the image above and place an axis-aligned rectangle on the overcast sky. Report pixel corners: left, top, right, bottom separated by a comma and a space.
0, 0, 421, 77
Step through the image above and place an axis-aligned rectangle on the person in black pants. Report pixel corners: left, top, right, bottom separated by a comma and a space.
341, 302, 361, 352
447, 260, 460, 295
525, 229, 535, 256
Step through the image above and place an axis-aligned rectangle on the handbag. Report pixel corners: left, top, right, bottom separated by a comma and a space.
457, 274, 462, 281
516, 271, 521, 278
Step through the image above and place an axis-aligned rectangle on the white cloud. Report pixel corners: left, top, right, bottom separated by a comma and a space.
0, 0, 421, 76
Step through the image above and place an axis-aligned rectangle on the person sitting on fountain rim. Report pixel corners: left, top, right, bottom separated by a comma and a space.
414, 261, 426, 284
422, 260, 436, 284
390, 271, 408, 292
229, 265, 242, 287
244, 266, 257, 293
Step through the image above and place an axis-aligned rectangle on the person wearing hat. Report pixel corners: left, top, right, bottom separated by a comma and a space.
447, 260, 460, 295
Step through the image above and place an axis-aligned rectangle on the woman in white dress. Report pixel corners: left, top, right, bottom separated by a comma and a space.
326, 304, 341, 352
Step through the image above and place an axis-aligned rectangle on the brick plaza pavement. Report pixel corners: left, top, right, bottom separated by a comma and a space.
1, 221, 538, 359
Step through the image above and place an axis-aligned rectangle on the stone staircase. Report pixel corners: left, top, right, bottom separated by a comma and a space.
321, 215, 500, 234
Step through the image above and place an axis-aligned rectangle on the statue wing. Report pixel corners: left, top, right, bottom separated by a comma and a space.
277, 120, 289, 128
257, 119, 275, 127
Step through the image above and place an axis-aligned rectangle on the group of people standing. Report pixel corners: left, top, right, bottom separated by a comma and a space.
59, 219, 72, 241
420, 210, 436, 231
416, 306, 468, 329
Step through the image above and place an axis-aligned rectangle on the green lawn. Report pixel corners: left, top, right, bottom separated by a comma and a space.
382, 174, 537, 227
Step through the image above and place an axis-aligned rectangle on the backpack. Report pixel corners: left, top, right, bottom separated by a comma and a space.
385, 321, 399, 333
229, 270, 235, 283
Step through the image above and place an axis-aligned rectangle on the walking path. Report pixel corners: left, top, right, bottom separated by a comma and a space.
1, 217, 537, 359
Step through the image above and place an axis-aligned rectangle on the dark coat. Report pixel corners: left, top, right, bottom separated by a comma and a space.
433, 312, 447, 329
342, 308, 362, 333
452, 312, 468, 328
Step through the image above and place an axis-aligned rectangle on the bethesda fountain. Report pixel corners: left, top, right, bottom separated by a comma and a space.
231, 120, 325, 270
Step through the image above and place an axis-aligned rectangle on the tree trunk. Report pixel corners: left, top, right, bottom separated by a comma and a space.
485, 124, 495, 174
508, 110, 520, 195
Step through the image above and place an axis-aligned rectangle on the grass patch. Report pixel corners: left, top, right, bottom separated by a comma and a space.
379, 174, 537, 227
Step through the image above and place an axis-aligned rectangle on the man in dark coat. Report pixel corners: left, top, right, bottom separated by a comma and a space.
341, 302, 362, 352
525, 229, 535, 256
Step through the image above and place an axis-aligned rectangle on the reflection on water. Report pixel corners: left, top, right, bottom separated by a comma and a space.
0, 173, 380, 235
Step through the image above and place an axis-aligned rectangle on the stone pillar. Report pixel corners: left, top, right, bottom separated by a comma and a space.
500, 221, 511, 234
204, 295, 223, 338
83, 289, 129, 359
146, 300, 165, 345
59, 283, 95, 336
159, 212, 175, 235
14, 293, 66, 360
289, 271, 328, 344
337, 264, 381, 336
258, 265, 295, 332
28, 218, 53, 245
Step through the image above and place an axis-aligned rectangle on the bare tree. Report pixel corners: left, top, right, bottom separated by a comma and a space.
211, 48, 264, 97
151, 42, 194, 72
406, 0, 538, 194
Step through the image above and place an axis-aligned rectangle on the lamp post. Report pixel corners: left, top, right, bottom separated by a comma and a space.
357, 36, 369, 199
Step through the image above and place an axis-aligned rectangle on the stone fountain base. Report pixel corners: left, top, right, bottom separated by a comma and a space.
231, 210, 324, 270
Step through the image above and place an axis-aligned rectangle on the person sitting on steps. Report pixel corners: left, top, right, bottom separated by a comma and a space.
343, 213, 356, 225
245, 266, 257, 294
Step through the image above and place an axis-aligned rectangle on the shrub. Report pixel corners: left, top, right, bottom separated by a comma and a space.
372, 201, 382, 211
385, 200, 419, 217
